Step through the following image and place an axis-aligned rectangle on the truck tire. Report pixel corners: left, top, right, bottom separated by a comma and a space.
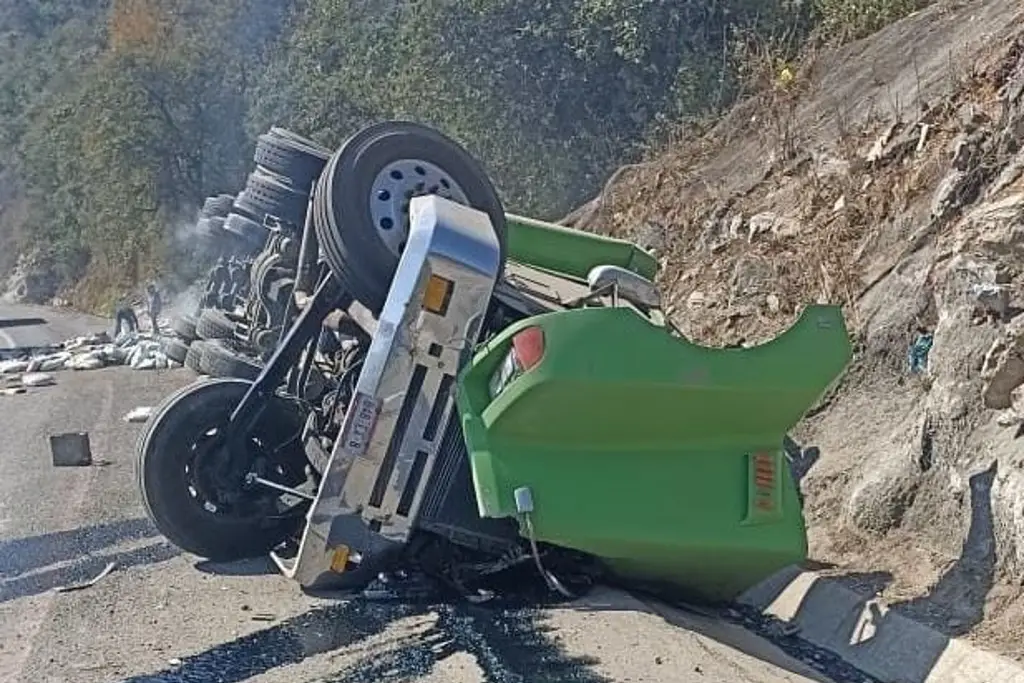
254, 128, 330, 192
136, 378, 304, 560
184, 340, 206, 373
170, 314, 198, 342
313, 120, 507, 315
200, 339, 263, 381
236, 169, 309, 227
202, 193, 234, 218
224, 212, 268, 250
196, 309, 236, 341
160, 336, 190, 365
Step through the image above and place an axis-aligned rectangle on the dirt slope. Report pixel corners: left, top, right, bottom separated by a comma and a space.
567, 0, 1024, 660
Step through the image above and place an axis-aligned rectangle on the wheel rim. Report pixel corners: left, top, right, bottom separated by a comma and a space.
367, 158, 469, 257
183, 422, 300, 519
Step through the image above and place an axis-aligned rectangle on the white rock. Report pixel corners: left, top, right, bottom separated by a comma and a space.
996, 409, 1023, 427
748, 212, 802, 239
972, 283, 1010, 318
687, 291, 708, 309
123, 406, 154, 423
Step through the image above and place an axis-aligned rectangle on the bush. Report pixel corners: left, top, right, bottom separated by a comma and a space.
812, 0, 934, 42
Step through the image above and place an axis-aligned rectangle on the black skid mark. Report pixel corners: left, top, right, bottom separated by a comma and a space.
121, 601, 428, 683
327, 602, 609, 683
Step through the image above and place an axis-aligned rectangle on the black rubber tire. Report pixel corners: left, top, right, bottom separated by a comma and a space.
135, 378, 303, 560
254, 128, 330, 192
199, 339, 263, 381
207, 194, 235, 217
160, 336, 190, 365
184, 340, 206, 373
236, 169, 309, 227
313, 120, 507, 315
170, 314, 198, 342
196, 308, 236, 341
224, 212, 268, 250
201, 195, 233, 219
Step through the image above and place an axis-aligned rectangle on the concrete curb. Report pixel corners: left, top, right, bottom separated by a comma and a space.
738, 566, 1024, 683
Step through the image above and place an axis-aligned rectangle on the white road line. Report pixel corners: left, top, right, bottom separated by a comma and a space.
0, 328, 16, 348
0, 378, 115, 681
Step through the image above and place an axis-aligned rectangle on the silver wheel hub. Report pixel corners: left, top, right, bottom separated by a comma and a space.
368, 159, 469, 257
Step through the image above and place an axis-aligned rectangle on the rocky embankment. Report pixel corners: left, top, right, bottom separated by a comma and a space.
567, 0, 1024, 657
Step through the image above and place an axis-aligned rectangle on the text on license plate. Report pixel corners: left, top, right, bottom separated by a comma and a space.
341, 392, 381, 458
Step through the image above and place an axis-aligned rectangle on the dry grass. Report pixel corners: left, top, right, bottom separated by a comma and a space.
569, 8, 1023, 349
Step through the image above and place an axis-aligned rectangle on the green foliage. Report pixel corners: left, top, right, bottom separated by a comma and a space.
811, 0, 934, 42
0, 0, 922, 306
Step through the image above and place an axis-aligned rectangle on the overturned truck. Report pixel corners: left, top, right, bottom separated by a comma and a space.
137, 121, 853, 603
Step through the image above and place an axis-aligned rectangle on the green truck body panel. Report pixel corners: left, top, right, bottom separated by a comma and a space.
455, 304, 852, 602
504, 213, 659, 281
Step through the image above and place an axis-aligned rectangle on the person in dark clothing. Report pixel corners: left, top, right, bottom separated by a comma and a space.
146, 283, 162, 333
113, 306, 139, 339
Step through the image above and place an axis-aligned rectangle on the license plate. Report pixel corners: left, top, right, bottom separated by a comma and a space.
340, 391, 381, 458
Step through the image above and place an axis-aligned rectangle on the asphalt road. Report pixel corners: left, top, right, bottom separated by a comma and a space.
0, 304, 864, 683
0, 303, 111, 350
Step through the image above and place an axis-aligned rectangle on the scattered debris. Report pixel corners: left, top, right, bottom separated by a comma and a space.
54, 561, 116, 593
1, 331, 181, 375
50, 432, 92, 467
972, 283, 1010, 321
22, 372, 56, 388
123, 406, 155, 423
866, 122, 899, 163
0, 359, 29, 374
907, 330, 934, 375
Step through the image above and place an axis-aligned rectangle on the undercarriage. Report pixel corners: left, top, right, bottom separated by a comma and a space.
139, 120, 853, 605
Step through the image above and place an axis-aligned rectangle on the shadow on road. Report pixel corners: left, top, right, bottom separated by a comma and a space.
0, 317, 47, 329
0, 540, 180, 604
120, 598, 609, 683
0, 517, 159, 579
193, 556, 279, 577
574, 588, 842, 683
747, 460, 1001, 683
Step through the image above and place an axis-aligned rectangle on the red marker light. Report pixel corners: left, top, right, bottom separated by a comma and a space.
511, 326, 545, 371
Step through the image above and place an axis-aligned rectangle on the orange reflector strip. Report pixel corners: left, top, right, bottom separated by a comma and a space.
329, 546, 351, 573
423, 274, 454, 315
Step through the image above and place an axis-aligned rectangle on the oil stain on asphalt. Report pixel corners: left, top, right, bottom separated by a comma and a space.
120, 597, 609, 683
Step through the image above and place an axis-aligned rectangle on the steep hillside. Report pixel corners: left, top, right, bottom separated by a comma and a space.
568, 0, 1024, 658
1, 0, 821, 310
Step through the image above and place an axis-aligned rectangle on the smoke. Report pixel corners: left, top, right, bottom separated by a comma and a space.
159, 209, 214, 317
164, 280, 205, 320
